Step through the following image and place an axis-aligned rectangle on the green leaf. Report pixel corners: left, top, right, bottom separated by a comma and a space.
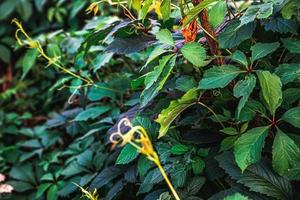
36, 183, 52, 199
171, 144, 190, 155
219, 21, 256, 49
286, 164, 300, 180
47, 185, 58, 200
216, 152, 293, 200
0, 0, 18, 20
74, 106, 111, 121
239, 2, 273, 27
276, 63, 300, 84
208, 1, 227, 29
199, 65, 242, 89
281, 0, 300, 20
175, 75, 197, 92
224, 193, 250, 200
264, 17, 298, 34
256, 71, 282, 115
281, 38, 300, 53
231, 50, 248, 67
160, 0, 171, 21
116, 144, 139, 164
220, 136, 238, 152
192, 157, 205, 175
180, 42, 207, 67
234, 126, 270, 171
233, 74, 256, 118
22, 49, 39, 80
92, 52, 113, 72
185, 0, 218, 25
155, 29, 174, 46
250, 42, 280, 62
220, 127, 238, 136
87, 83, 116, 101
272, 129, 300, 176
0, 44, 11, 63
187, 176, 205, 195
141, 46, 166, 71
140, 54, 176, 107
281, 107, 300, 128
156, 88, 198, 138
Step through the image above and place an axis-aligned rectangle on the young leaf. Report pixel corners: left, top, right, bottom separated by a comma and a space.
199, 65, 242, 89
256, 71, 282, 115
250, 42, 280, 62
116, 144, 139, 164
155, 29, 174, 46
156, 88, 198, 138
280, 107, 300, 128
233, 74, 256, 118
74, 106, 111, 121
220, 127, 238, 136
180, 42, 207, 67
272, 129, 300, 176
276, 63, 300, 84
231, 50, 248, 67
234, 126, 270, 171
160, 0, 171, 21
281, 38, 300, 53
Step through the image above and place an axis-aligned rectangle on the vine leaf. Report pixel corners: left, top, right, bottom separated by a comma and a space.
216, 152, 294, 200
234, 126, 270, 171
180, 42, 207, 67
256, 71, 282, 115
199, 65, 242, 89
250, 42, 280, 62
156, 88, 198, 138
116, 144, 139, 165
155, 29, 174, 46
233, 74, 256, 119
275, 63, 300, 84
74, 106, 111, 121
280, 107, 300, 128
272, 129, 300, 176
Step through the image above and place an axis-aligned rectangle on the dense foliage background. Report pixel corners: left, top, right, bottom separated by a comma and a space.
0, 0, 300, 199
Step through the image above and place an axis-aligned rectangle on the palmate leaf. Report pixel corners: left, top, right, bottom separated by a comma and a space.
233, 74, 256, 118
218, 21, 256, 49
234, 126, 270, 172
256, 71, 282, 115
281, 107, 300, 128
276, 63, 300, 84
156, 88, 198, 138
250, 42, 280, 62
216, 152, 294, 200
272, 129, 300, 176
281, 38, 300, 53
198, 65, 243, 89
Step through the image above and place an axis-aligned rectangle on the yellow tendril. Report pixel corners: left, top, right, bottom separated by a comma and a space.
12, 18, 120, 93
86, 2, 100, 15
110, 118, 180, 200
74, 183, 99, 200
11, 18, 93, 85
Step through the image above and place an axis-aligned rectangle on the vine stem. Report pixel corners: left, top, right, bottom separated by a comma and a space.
156, 161, 181, 200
